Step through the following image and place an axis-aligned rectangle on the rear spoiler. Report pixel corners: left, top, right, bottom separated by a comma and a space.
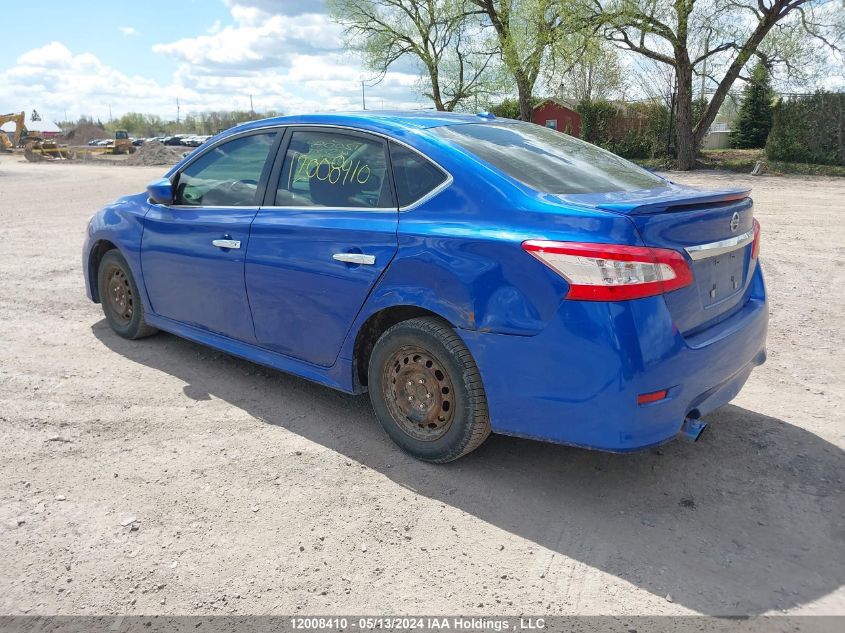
592, 188, 751, 215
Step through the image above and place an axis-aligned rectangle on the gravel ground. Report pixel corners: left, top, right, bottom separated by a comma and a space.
0, 156, 842, 617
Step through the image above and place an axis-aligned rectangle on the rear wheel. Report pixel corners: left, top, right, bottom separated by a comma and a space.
368, 317, 491, 463
97, 250, 158, 339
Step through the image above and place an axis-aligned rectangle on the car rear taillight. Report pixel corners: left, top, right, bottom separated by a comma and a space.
751, 218, 761, 259
522, 241, 693, 301
637, 389, 669, 405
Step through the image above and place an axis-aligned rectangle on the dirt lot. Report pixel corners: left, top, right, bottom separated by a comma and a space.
0, 156, 842, 617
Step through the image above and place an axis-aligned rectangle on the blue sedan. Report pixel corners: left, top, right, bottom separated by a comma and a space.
83, 112, 767, 462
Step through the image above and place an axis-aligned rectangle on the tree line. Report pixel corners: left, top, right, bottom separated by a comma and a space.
329, 0, 844, 170
64, 110, 280, 138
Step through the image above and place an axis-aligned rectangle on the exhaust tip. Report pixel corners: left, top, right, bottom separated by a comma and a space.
680, 414, 708, 443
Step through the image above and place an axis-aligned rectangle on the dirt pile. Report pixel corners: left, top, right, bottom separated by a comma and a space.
125, 140, 184, 166
61, 123, 107, 146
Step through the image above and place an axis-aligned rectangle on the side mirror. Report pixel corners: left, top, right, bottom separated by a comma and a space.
147, 178, 174, 205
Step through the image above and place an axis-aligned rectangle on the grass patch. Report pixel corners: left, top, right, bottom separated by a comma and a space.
632, 149, 845, 177
766, 161, 845, 177
698, 149, 763, 173
631, 157, 673, 171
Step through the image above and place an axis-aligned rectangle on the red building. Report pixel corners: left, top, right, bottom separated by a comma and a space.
533, 99, 581, 137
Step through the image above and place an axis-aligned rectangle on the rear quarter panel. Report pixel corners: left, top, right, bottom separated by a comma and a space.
344, 132, 643, 339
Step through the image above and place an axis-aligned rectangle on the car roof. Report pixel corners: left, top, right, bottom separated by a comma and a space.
164, 111, 513, 178
222, 111, 501, 138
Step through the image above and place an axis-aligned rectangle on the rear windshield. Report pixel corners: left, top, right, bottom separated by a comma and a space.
432, 121, 664, 194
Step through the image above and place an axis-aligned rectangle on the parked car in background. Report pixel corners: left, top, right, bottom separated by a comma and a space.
83, 112, 767, 463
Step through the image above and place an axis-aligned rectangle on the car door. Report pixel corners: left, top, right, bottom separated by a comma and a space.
245, 127, 399, 367
141, 129, 280, 342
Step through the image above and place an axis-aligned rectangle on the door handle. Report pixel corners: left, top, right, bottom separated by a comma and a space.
332, 253, 375, 265
212, 239, 241, 249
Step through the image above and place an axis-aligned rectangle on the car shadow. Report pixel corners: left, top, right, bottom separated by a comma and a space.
92, 322, 844, 615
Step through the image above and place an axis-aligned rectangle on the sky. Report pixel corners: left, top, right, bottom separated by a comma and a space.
3, 0, 842, 125
0, 0, 427, 123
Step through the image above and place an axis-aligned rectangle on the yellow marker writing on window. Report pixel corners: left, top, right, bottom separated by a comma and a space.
288, 152, 371, 189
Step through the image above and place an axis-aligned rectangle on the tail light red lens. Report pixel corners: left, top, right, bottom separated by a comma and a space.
637, 389, 669, 405
522, 240, 693, 301
751, 218, 761, 259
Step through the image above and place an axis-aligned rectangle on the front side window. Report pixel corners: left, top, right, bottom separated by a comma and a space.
175, 132, 276, 206
275, 130, 393, 208
389, 142, 448, 207
432, 121, 664, 195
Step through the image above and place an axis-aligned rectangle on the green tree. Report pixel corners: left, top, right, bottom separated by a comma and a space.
581, 0, 843, 170
731, 63, 775, 148
488, 97, 521, 118
470, 0, 578, 121
550, 39, 624, 102
767, 91, 845, 165
329, 0, 496, 111
576, 99, 617, 145
487, 95, 544, 118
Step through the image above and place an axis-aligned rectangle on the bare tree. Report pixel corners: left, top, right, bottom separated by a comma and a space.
550, 39, 626, 101
329, 0, 496, 111
582, 0, 844, 169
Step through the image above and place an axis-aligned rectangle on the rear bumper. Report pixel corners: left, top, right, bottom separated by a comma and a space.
458, 265, 768, 451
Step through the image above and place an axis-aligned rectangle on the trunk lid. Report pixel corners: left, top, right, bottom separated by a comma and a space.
559, 185, 757, 334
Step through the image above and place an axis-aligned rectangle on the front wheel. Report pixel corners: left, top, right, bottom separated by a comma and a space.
368, 317, 491, 463
97, 250, 158, 340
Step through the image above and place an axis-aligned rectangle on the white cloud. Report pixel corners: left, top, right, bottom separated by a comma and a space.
119, 26, 138, 37
224, 0, 324, 17
152, 7, 344, 70
149, 1, 424, 114
0, 42, 187, 122
0, 1, 426, 122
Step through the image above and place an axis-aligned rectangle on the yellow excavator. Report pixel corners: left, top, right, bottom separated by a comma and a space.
2, 111, 131, 160
1, 110, 71, 160
0, 111, 25, 151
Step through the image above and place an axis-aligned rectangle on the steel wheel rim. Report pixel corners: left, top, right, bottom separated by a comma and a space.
382, 344, 456, 442
105, 265, 133, 324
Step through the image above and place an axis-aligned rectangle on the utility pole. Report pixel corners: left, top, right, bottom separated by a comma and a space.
361, 81, 366, 110
108, 104, 112, 122
250, 94, 254, 117
176, 97, 181, 125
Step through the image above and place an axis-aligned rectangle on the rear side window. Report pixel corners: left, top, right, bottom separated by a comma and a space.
175, 132, 276, 206
389, 142, 448, 207
432, 121, 664, 195
275, 130, 393, 208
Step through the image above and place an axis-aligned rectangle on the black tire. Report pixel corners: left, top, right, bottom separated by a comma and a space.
368, 317, 491, 463
97, 250, 158, 340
